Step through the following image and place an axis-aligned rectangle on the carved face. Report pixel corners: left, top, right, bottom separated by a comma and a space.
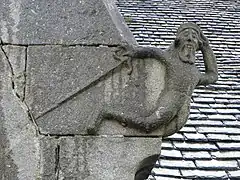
177, 28, 200, 64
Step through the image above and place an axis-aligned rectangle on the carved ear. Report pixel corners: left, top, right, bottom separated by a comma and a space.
197, 40, 203, 50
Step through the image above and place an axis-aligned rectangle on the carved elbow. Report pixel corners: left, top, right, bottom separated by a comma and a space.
198, 72, 218, 86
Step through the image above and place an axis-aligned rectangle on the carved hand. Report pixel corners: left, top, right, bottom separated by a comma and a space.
114, 43, 137, 59
199, 31, 210, 51
113, 42, 136, 75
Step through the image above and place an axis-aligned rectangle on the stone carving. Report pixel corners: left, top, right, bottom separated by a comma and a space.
89, 22, 218, 136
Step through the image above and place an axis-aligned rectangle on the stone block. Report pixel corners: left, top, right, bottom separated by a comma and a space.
39, 137, 59, 180
25, 46, 120, 118
58, 136, 162, 180
0, 46, 40, 179
0, 0, 134, 45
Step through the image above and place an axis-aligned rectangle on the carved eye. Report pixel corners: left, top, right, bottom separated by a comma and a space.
183, 31, 188, 37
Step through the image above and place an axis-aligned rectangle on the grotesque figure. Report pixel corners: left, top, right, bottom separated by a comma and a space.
88, 23, 218, 136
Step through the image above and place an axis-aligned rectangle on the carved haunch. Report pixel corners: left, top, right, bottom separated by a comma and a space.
88, 22, 218, 136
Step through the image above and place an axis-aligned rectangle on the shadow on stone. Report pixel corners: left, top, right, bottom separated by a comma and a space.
135, 154, 159, 180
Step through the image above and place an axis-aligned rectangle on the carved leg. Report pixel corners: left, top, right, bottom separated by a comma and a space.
130, 92, 187, 133
87, 104, 142, 134
87, 109, 104, 135
163, 99, 191, 137
142, 107, 176, 133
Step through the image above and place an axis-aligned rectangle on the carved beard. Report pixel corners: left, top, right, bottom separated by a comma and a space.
178, 43, 196, 64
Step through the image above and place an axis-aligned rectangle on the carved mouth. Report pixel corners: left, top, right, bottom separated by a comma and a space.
183, 44, 194, 55
179, 43, 196, 64
185, 44, 194, 50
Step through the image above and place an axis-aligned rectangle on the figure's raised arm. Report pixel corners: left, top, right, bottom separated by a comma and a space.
198, 35, 218, 85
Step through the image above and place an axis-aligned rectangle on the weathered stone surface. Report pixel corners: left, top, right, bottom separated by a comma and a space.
26, 45, 166, 135
0, 47, 40, 179
3, 45, 26, 100
39, 137, 59, 180
59, 136, 162, 180
25, 46, 120, 118
0, 0, 133, 45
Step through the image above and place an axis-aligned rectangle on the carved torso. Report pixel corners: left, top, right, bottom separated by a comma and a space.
164, 51, 200, 96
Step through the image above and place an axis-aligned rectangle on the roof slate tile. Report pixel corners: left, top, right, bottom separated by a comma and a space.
159, 159, 196, 169
217, 142, 240, 150
217, 109, 240, 115
179, 127, 197, 133
207, 114, 236, 120
180, 169, 228, 179
197, 127, 240, 134
173, 142, 218, 151
206, 134, 231, 141
195, 159, 239, 170
184, 133, 208, 142
187, 120, 224, 126
182, 151, 212, 160
211, 151, 240, 159
160, 149, 183, 159
152, 167, 181, 177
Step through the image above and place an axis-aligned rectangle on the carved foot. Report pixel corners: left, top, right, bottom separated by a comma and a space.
86, 111, 104, 135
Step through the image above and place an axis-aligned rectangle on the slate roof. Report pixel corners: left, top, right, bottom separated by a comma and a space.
116, 0, 240, 179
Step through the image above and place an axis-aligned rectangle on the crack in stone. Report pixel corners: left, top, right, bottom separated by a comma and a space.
25, 103, 41, 136
54, 144, 60, 180
1, 41, 129, 132
0, 41, 120, 48
22, 47, 27, 102
39, 134, 162, 139
41, 133, 76, 137
0, 39, 14, 77
0, 38, 40, 136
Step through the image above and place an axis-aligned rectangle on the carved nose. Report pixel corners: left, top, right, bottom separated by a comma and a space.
187, 31, 193, 41
187, 35, 193, 41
